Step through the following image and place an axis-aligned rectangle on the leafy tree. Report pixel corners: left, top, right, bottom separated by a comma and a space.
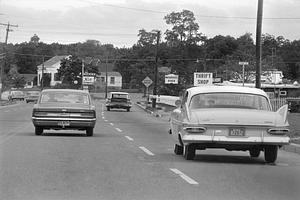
4, 65, 26, 88
30, 34, 40, 44
137, 29, 157, 46
57, 55, 99, 89
164, 10, 204, 46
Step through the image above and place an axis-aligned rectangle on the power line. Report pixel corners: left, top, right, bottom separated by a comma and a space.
79, 1, 300, 20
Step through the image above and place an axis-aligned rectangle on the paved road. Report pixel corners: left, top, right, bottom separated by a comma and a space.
1, 101, 300, 200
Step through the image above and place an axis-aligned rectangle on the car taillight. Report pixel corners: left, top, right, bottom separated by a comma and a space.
80, 111, 96, 118
33, 111, 48, 117
183, 127, 206, 134
267, 128, 289, 135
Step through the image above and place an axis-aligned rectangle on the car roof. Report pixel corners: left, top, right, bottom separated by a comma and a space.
41, 89, 89, 94
109, 92, 129, 95
186, 86, 268, 97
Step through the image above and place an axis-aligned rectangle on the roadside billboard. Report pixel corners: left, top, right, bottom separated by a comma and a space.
194, 72, 213, 86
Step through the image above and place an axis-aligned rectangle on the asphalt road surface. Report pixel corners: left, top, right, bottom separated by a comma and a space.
1, 101, 300, 200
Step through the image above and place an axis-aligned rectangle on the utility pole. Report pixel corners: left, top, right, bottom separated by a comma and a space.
255, 0, 263, 89
105, 56, 108, 99
0, 22, 18, 93
152, 30, 160, 108
41, 56, 45, 90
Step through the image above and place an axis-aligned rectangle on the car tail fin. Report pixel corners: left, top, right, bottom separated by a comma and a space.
276, 104, 288, 123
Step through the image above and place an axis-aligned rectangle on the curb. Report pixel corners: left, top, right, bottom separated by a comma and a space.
282, 143, 300, 155
135, 102, 162, 117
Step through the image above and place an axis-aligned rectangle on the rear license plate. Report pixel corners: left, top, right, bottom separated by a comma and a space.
58, 121, 70, 126
229, 127, 245, 136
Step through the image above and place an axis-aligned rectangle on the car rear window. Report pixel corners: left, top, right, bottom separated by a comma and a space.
40, 92, 90, 104
111, 94, 129, 99
189, 93, 271, 111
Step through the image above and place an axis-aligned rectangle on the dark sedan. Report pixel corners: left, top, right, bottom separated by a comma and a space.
25, 91, 40, 103
32, 89, 96, 136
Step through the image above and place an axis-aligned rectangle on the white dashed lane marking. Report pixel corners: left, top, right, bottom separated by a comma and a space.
139, 146, 155, 156
115, 128, 122, 132
110, 123, 114, 126
104, 120, 108, 122
125, 136, 134, 141
170, 168, 199, 185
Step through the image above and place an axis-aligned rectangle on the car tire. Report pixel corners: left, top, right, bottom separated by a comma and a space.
107, 107, 110, 111
35, 126, 43, 135
127, 108, 130, 112
249, 148, 260, 158
183, 144, 195, 160
174, 144, 183, 155
264, 145, 278, 163
86, 128, 94, 136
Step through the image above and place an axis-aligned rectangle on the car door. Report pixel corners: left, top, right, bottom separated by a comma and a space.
170, 91, 188, 142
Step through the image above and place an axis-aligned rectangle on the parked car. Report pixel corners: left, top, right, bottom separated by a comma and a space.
32, 89, 96, 136
8, 90, 25, 101
106, 92, 132, 112
25, 91, 40, 103
169, 86, 290, 163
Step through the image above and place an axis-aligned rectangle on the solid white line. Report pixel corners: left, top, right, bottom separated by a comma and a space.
125, 136, 134, 141
115, 128, 122, 132
170, 168, 199, 185
139, 146, 155, 156
110, 123, 114, 126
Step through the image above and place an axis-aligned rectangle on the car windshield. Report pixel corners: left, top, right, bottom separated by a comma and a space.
189, 93, 271, 111
40, 92, 89, 104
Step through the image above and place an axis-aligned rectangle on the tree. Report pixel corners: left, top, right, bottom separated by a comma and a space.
57, 55, 99, 89
164, 10, 204, 46
30, 34, 40, 44
4, 65, 26, 88
137, 29, 157, 46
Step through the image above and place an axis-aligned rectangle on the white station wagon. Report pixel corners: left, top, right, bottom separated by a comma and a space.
169, 86, 290, 163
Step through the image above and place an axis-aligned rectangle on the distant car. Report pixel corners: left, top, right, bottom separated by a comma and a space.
25, 91, 40, 103
32, 89, 96, 136
8, 90, 25, 101
106, 92, 132, 112
169, 86, 290, 163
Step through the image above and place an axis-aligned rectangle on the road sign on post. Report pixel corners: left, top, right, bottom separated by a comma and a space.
142, 76, 153, 104
142, 76, 153, 87
165, 74, 178, 84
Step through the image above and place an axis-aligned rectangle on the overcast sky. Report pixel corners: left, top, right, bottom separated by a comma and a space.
0, 0, 300, 47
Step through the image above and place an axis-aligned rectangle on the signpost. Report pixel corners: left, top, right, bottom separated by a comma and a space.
142, 76, 153, 102
83, 73, 96, 85
239, 62, 249, 86
194, 72, 213, 86
165, 74, 178, 84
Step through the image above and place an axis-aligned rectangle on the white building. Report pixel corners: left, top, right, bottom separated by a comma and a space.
37, 55, 69, 87
97, 72, 122, 89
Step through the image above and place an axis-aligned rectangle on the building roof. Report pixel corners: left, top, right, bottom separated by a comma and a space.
20, 74, 37, 82
98, 71, 122, 77
98, 62, 115, 72
37, 55, 69, 68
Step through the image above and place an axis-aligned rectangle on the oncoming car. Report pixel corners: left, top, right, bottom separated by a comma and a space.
32, 89, 96, 136
169, 86, 290, 163
25, 90, 40, 103
106, 92, 132, 112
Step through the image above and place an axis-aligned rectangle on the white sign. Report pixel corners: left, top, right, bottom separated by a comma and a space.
239, 62, 249, 65
83, 76, 95, 85
142, 76, 153, 87
194, 72, 213, 86
165, 74, 178, 84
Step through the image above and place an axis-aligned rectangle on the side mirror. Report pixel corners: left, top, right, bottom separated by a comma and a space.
175, 99, 182, 107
